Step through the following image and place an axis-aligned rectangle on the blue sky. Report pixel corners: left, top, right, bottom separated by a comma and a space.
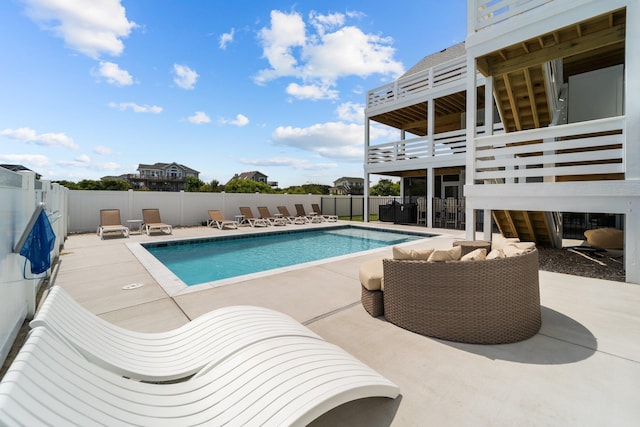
0, 0, 466, 188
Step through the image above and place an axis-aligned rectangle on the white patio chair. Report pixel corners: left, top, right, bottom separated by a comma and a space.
30, 286, 323, 382
1, 323, 400, 426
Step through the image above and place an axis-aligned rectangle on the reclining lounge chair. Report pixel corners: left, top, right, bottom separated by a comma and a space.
278, 205, 307, 224
30, 286, 322, 382
239, 206, 269, 227
141, 208, 172, 236
97, 209, 129, 239
207, 210, 238, 230
258, 206, 288, 226
0, 327, 400, 426
312, 203, 338, 222
295, 204, 323, 223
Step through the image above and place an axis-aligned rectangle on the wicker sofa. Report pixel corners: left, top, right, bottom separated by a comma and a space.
360, 248, 541, 344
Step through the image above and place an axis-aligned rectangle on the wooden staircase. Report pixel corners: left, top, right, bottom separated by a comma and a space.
492, 210, 561, 248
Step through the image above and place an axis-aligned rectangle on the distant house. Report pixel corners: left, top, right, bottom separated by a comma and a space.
332, 177, 364, 195
229, 171, 278, 187
126, 162, 200, 192
0, 164, 42, 180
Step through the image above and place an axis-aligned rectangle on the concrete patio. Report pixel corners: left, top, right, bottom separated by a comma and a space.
41, 222, 640, 426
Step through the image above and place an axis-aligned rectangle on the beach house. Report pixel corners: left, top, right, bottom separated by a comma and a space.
364, 0, 638, 283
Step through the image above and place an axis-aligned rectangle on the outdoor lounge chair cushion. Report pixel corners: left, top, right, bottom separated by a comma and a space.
0, 327, 400, 427
359, 258, 384, 291
427, 245, 462, 262
584, 228, 624, 250
392, 246, 434, 260
486, 249, 507, 259
461, 248, 487, 261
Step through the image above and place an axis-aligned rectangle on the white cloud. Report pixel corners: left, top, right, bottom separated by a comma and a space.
109, 102, 162, 113
93, 145, 112, 155
219, 114, 249, 127
219, 28, 235, 49
254, 10, 306, 85
336, 102, 364, 123
239, 157, 337, 170
255, 10, 404, 95
272, 121, 364, 161
22, 0, 136, 59
1, 127, 79, 150
286, 83, 338, 100
188, 111, 211, 124
97, 61, 133, 86
0, 154, 50, 168
173, 64, 199, 90
57, 157, 121, 170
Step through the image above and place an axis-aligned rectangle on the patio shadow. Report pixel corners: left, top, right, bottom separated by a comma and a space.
308, 395, 402, 427
440, 306, 597, 365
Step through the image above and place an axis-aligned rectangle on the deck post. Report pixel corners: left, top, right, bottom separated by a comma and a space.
465, 54, 477, 241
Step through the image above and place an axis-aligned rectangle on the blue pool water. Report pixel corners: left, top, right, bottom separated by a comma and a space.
143, 226, 432, 286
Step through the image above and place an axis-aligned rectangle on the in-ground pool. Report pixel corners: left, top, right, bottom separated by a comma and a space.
138, 225, 434, 290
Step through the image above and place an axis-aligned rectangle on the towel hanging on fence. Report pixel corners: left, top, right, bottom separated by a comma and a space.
19, 209, 56, 274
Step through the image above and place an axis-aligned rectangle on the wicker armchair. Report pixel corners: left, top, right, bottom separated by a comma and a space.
366, 249, 541, 344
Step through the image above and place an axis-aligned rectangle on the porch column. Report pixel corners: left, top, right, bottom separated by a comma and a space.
364, 116, 370, 223
427, 168, 434, 228
483, 76, 494, 241
364, 172, 370, 223
625, 0, 640, 283
465, 54, 477, 241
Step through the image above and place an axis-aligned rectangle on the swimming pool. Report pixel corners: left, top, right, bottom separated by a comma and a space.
135, 225, 434, 293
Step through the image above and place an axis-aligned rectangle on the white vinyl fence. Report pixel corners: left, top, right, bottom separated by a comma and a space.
67, 190, 324, 233
0, 170, 68, 367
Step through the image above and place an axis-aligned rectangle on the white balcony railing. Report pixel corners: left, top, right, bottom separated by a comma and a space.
367, 124, 505, 165
474, 116, 625, 182
366, 56, 467, 109
472, 0, 553, 32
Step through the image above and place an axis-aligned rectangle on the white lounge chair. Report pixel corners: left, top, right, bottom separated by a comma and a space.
141, 208, 173, 235
312, 203, 338, 222
0, 327, 399, 426
207, 210, 238, 230
278, 205, 308, 224
97, 209, 129, 239
258, 206, 288, 226
239, 206, 270, 227
30, 286, 323, 382
296, 204, 324, 223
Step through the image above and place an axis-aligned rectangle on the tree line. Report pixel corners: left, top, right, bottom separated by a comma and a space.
53, 177, 400, 195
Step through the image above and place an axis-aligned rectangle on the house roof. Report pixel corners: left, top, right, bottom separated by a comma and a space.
236, 171, 267, 180
334, 177, 364, 183
401, 42, 466, 78
1, 164, 42, 179
137, 162, 199, 174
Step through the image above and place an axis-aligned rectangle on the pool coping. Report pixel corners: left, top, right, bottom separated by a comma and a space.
127, 223, 437, 296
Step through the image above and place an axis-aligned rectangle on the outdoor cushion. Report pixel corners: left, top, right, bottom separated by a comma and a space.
461, 248, 487, 261
392, 246, 434, 260
502, 245, 528, 257
584, 228, 624, 250
427, 245, 462, 262
486, 249, 506, 260
359, 258, 384, 291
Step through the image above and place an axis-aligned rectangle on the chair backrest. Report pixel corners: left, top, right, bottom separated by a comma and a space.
239, 207, 255, 218
277, 206, 291, 217
311, 204, 322, 214
208, 210, 224, 221
142, 209, 162, 224
100, 209, 122, 226
257, 206, 272, 218
295, 204, 307, 217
